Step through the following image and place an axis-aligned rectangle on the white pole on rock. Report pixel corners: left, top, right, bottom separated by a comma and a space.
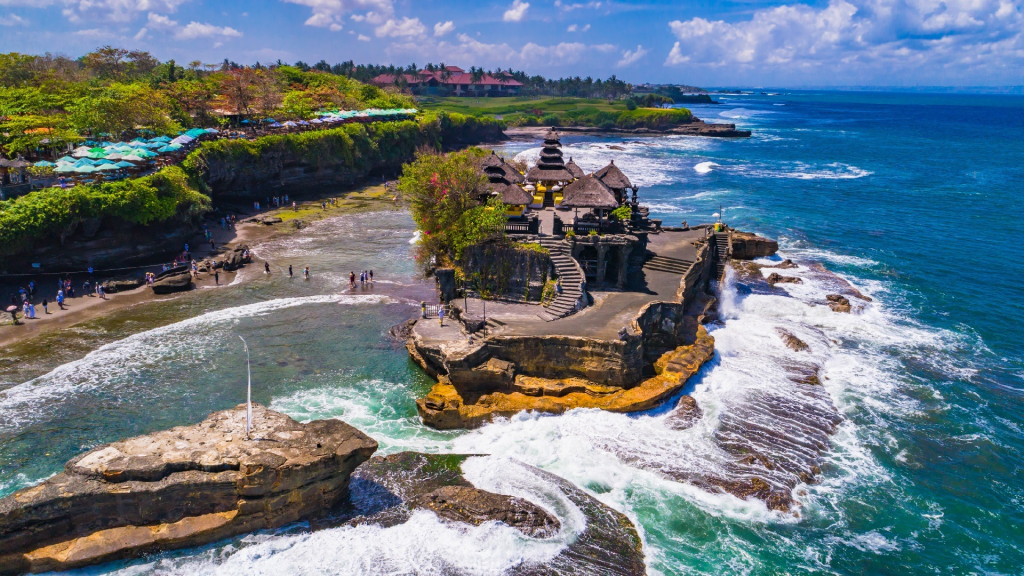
239, 335, 252, 439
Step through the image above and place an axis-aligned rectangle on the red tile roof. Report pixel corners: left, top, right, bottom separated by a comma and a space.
371, 68, 522, 88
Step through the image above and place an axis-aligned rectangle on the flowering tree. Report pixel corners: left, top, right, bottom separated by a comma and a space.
398, 148, 505, 267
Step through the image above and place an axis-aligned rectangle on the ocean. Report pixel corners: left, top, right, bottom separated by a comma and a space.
1, 91, 1022, 574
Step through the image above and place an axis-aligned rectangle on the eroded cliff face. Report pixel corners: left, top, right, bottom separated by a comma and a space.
460, 243, 551, 302
730, 231, 779, 260
415, 326, 714, 430
0, 405, 377, 575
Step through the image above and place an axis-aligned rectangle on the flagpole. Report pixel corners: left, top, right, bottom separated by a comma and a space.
239, 335, 252, 439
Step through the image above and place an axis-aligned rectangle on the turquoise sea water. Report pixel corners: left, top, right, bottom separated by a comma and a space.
1, 92, 1022, 574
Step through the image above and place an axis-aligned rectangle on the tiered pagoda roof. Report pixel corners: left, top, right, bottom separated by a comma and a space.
481, 151, 532, 205
526, 129, 574, 182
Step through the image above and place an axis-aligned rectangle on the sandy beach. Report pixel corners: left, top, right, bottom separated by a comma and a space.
0, 184, 397, 350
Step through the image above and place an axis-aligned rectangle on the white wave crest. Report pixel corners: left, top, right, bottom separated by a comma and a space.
694, 161, 718, 174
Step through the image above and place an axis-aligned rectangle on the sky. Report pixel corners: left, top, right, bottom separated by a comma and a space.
0, 0, 1022, 87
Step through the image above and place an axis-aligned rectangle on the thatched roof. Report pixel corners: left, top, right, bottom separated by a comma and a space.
594, 160, 632, 190
561, 174, 619, 209
542, 129, 561, 144
489, 182, 534, 205
526, 165, 574, 182
565, 157, 585, 179
500, 163, 525, 184
481, 151, 504, 168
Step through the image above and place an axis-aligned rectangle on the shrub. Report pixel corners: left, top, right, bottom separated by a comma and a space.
625, 98, 637, 111
611, 205, 632, 221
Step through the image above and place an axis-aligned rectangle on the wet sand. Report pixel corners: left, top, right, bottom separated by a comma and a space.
0, 184, 397, 350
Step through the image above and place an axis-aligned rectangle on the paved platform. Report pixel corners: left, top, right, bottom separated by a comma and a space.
419, 229, 708, 346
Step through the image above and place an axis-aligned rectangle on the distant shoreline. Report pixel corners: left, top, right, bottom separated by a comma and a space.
505, 118, 751, 139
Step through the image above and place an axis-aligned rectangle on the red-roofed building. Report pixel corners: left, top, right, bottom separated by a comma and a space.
371, 66, 523, 97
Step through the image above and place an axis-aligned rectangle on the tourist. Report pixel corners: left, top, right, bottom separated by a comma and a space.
369, 270, 374, 284
84, 280, 91, 295
28, 281, 35, 298
41, 298, 48, 314
303, 266, 310, 279
98, 284, 106, 300
265, 262, 271, 274
67, 280, 74, 298
438, 306, 445, 327
22, 301, 30, 320
214, 271, 220, 285
288, 265, 293, 277
56, 289, 65, 310
28, 300, 35, 319
19, 287, 27, 302
421, 301, 427, 318
210, 239, 215, 251
556, 278, 563, 295
292, 201, 297, 211
350, 271, 356, 286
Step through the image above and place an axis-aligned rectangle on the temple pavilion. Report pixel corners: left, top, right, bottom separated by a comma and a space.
525, 130, 574, 208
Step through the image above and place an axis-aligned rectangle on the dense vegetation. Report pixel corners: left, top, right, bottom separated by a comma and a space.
0, 111, 501, 262
398, 148, 507, 267
0, 166, 208, 259
418, 97, 692, 130
0, 48, 414, 157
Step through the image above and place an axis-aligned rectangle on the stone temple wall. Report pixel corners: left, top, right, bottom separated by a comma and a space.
460, 243, 551, 302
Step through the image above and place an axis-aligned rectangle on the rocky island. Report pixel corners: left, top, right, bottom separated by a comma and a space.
0, 405, 647, 575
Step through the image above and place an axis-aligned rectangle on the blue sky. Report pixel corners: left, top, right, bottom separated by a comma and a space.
1, 0, 1022, 86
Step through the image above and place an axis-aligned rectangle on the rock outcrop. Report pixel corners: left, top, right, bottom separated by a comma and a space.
416, 326, 715, 429
666, 395, 703, 430
731, 232, 779, 260
776, 328, 810, 352
0, 405, 377, 575
221, 245, 251, 272
766, 272, 802, 286
826, 294, 852, 313
100, 278, 143, 293
343, 452, 646, 575
150, 272, 193, 294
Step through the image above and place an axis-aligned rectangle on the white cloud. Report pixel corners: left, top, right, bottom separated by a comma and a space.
145, 11, 241, 39
176, 21, 241, 39
434, 20, 454, 37
567, 23, 589, 32
375, 16, 424, 38
617, 44, 647, 66
0, 13, 28, 26
53, 0, 190, 23
664, 0, 1024, 83
132, 26, 147, 39
282, 0, 393, 29
503, 0, 529, 22
357, 33, 370, 41
554, 0, 601, 11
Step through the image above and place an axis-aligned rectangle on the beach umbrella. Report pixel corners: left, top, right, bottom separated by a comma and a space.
121, 154, 144, 162
205, 128, 219, 134
74, 159, 95, 166
96, 163, 118, 171
56, 156, 75, 164
310, 119, 323, 124
74, 165, 97, 173
95, 159, 115, 165
105, 152, 124, 160
157, 145, 180, 153
150, 136, 172, 143
135, 149, 158, 158
88, 147, 105, 153
55, 164, 77, 173
282, 121, 297, 127
34, 160, 56, 167
87, 151, 108, 159
71, 150, 90, 158
269, 123, 282, 128
170, 135, 193, 145
114, 161, 135, 168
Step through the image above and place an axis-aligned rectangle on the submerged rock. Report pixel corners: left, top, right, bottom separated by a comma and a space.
0, 405, 377, 575
776, 328, 810, 352
767, 259, 798, 269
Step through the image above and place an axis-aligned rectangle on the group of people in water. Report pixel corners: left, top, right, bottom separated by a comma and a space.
350, 270, 374, 287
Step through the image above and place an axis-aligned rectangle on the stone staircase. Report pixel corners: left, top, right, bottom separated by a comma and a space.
538, 237, 585, 321
712, 232, 730, 281
643, 253, 694, 275
468, 317, 506, 344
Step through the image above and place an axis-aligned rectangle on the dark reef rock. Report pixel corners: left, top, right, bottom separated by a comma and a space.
666, 395, 703, 430
150, 272, 193, 294
730, 232, 779, 260
826, 294, 852, 313
0, 405, 377, 575
776, 328, 809, 352
767, 259, 798, 269
766, 273, 802, 286
341, 452, 646, 575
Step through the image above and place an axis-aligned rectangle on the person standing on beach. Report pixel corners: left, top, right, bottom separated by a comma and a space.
369, 270, 374, 284
41, 298, 48, 314
98, 284, 106, 300
265, 262, 271, 274
438, 306, 445, 327
303, 266, 310, 279
214, 270, 220, 285
57, 289, 65, 310
349, 271, 355, 287
288, 265, 293, 277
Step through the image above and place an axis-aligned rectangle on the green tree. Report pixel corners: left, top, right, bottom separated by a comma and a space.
398, 148, 504, 265
69, 82, 179, 136
281, 90, 316, 119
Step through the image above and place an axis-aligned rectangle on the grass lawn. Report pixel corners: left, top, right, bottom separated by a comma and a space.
416, 96, 693, 130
